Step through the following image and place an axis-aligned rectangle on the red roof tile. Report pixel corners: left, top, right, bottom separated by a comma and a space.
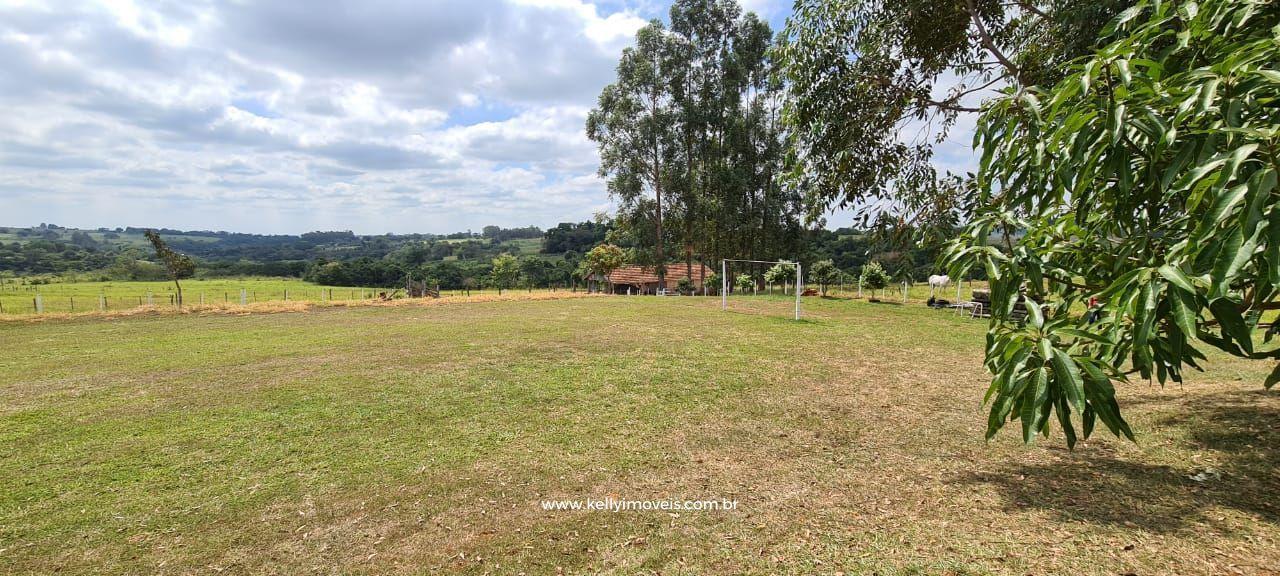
606, 263, 713, 287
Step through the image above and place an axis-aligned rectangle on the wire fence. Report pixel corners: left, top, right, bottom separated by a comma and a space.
0, 285, 590, 315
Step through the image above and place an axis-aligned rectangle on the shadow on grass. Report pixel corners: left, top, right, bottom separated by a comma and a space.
959, 390, 1279, 532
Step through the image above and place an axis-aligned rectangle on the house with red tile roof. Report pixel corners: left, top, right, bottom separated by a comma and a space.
590, 263, 714, 294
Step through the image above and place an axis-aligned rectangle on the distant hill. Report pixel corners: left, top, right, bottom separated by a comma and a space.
0, 223, 555, 277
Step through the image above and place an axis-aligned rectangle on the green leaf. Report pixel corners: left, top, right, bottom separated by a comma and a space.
1051, 348, 1086, 412
1209, 298, 1254, 355
1266, 363, 1280, 389
1198, 76, 1220, 112
1057, 396, 1077, 449
1021, 368, 1049, 443
1268, 205, 1280, 287
1026, 296, 1044, 329
1057, 328, 1112, 344
1169, 288, 1200, 338
1158, 264, 1197, 293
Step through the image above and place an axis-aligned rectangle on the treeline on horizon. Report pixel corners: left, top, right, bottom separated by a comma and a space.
0, 221, 956, 290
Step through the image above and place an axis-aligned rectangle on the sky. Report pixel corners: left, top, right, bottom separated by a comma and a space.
0, 0, 975, 235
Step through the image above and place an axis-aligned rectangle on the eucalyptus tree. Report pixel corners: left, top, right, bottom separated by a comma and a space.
672, 2, 801, 270
588, 22, 680, 287
593, 1, 804, 286
774, 0, 1128, 226
946, 0, 1280, 446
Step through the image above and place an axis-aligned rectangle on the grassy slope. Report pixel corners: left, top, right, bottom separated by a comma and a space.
0, 297, 1276, 574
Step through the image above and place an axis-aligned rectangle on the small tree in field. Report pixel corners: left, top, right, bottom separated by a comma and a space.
144, 230, 195, 308
811, 260, 839, 295
584, 243, 625, 293
764, 261, 797, 294
491, 254, 519, 295
704, 272, 721, 295
676, 277, 694, 295
860, 261, 890, 299
734, 273, 754, 294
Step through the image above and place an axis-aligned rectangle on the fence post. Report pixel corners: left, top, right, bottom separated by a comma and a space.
200, 293, 204, 305
35, 294, 43, 313
70, 296, 75, 312
99, 294, 106, 311
240, 289, 247, 305
147, 292, 153, 306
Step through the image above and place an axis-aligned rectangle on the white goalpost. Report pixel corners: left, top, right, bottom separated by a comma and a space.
720, 259, 803, 320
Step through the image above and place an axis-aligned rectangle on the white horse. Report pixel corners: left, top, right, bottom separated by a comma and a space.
928, 274, 950, 296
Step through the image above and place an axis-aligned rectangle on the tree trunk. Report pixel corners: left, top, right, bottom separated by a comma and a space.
173, 279, 183, 309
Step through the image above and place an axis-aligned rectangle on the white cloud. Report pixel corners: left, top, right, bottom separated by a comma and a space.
0, 0, 651, 233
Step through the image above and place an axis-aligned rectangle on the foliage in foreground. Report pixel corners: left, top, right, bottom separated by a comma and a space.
947, 0, 1280, 447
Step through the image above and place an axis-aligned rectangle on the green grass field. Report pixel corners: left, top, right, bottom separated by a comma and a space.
1, 296, 1275, 574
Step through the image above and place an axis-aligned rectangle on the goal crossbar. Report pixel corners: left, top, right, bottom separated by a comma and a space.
720, 259, 802, 320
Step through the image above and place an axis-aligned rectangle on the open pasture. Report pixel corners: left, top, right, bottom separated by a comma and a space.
1, 296, 1276, 574
0, 279, 532, 315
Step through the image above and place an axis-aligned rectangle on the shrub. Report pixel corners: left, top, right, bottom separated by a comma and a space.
860, 261, 890, 296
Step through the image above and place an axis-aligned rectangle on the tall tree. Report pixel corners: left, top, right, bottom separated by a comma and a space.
774, 0, 1128, 226
588, 22, 679, 288
947, 0, 1280, 446
593, 1, 804, 288
144, 230, 195, 308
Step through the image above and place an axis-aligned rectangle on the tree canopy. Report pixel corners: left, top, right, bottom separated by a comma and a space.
590, 0, 805, 281
775, 0, 1129, 226
946, 0, 1280, 447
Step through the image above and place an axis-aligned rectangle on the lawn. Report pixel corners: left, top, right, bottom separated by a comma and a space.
1, 296, 1276, 574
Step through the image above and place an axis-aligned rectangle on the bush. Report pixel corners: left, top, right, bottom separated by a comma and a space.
704, 272, 721, 294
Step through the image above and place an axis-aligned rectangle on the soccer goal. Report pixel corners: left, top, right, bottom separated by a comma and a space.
720, 259, 803, 320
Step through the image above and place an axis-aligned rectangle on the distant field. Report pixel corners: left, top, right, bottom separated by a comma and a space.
0, 296, 1274, 574
0, 276, 985, 315
0, 278, 358, 314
